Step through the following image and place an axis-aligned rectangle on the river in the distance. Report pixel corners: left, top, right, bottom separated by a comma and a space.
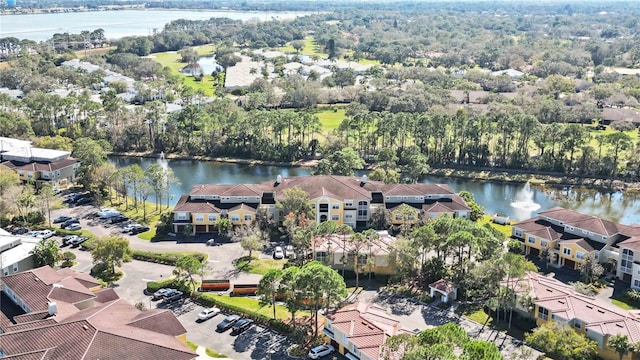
110, 156, 640, 225
0, 10, 310, 42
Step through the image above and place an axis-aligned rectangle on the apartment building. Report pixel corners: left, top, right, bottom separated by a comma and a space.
0, 266, 195, 360
311, 230, 397, 276
512, 207, 640, 284
511, 272, 640, 360
0, 227, 39, 276
323, 302, 412, 360
0, 138, 80, 188
172, 175, 471, 234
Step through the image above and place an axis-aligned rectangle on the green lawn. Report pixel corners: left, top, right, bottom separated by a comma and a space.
610, 290, 640, 310
279, 36, 327, 58
315, 107, 346, 132
200, 293, 298, 320
103, 194, 172, 241
611, 299, 635, 310
235, 256, 286, 275
150, 44, 217, 96
478, 214, 513, 239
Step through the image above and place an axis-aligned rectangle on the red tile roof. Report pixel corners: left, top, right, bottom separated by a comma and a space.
1, 158, 79, 172
538, 207, 620, 236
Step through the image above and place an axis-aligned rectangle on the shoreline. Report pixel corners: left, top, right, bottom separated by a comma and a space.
109, 152, 640, 192
0, 7, 311, 16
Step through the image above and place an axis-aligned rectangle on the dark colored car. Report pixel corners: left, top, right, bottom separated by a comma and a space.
60, 218, 80, 229
109, 215, 129, 224
130, 225, 150, 235
216, 315, 241, 331
163, 291, 183, 304
53, 215, 72, 224
231, 318, 254, 335
75, 197, 93, 205
70, 237, 88, 247
11, 227, 29, 235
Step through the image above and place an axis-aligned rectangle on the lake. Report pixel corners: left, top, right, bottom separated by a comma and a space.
0, 10, 310, 42
110, 156, 640, 225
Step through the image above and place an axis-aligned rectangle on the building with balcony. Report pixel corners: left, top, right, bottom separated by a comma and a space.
510, 272, 640, 360
513, 207, 640, 288
172, 175, 471, 234
0, 266, 195, 360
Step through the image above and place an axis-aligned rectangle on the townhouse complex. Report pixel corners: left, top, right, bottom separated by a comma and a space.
172, 175, 471, 234
512, 272, 640, 360
0, 266, 195, 360
0, 136, 80, 188
513, 207, 640, 286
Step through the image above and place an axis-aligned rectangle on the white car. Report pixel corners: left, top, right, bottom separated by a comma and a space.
36, 230, 56, 239
285, 245, 296, 259
308, 344, 335, 359
197, 307, 221, 321
273, 246, 285, 259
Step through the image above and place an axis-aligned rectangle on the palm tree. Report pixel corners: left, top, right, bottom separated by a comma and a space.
608, 334, 631, 360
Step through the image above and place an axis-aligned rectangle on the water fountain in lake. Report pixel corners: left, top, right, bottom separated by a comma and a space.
510, 181, 541, 213
158, 151, 168, 171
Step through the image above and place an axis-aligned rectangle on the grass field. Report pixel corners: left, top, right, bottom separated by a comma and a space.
315, 107, 346, 132
279, 36, 327, 58
235, 256, 286, 275
150, 44, 217, 96
478, 214, 513, 239
103, 194, 171, 241
202, 294, 297, 320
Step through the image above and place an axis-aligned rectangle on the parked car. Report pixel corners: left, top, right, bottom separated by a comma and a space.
197, 307, 221, 321
37, 230, 56, 239
130, 225, 150, 235
75, 197, 92, 205
26, 230, 43, 237
66, 224, 82, 231
285, 245, 296, 259
206, 239, 221, 246
60, 218, 80, 229
69, 237, 88, 247
273, 246, 285, 259
308, 345, 335, 359
11, 227, 28, 235
163, 291, 183, 304
121, 223, 139, 233
160, 288, 180, 299
152, 288, 171, 300
62, 235, 79, 246
99, 210, 121, 219
109, 215, 129, 224
53, 215, 72, 224
216, 314, 241, 331
231, 318, 254, 334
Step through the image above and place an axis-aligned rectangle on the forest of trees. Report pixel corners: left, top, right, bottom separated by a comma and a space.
0, 2, 639, 182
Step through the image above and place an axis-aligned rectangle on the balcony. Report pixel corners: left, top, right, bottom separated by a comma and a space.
322, 327, 335, 339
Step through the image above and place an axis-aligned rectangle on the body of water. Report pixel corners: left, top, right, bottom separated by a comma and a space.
0, 10, 309, 42
110, 156, 640, 225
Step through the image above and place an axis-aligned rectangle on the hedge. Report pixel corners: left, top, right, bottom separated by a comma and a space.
132, 250, 207, 265
146, 278, 192, 294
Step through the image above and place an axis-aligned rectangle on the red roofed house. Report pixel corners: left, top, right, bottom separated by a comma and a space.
323, 302, 412, 360
172, 175, 471, 234
0, 266, 196, 360
510, 272, 640, 360
0, 139, 80, 188
511, 207, 640, 285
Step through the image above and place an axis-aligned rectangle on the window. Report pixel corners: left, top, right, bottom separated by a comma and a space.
541, 241, 548, 247
594, 251, 599, 260
331, 215, 339, 221
177, 213, 187, 220
538, 307, 549, 321
332, 203, 340, 209
316, 251, 327, 262
528, 236, 536, 244
567, 226, 574, 231
514, 229, 523, 237
311, 203, 316, 208
208, 214, 217, 222
12, 263, 17, 272
357, 255, 368, 265
231, 215, 240, 221
345, 214, 353, 219
345, 200, 353, 207
634, 280, 640, 288
574, 319, 582, 329
622, 249, 634, 274
576, 252, 584, 260
195, 214, 204, 222
353, 344, 360, 356
3, 267, 8, 276
563, 247, 571, 256
27, 172, 32, 178
244, 214, 252, 221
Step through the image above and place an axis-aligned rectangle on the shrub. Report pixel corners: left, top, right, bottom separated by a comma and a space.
508, 239, 523, 254
146, 278, 190, 293
61, 251, 76, 267
132, 250, 206, 266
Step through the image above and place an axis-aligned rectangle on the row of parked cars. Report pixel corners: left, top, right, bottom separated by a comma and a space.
88, 208, 150, 235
